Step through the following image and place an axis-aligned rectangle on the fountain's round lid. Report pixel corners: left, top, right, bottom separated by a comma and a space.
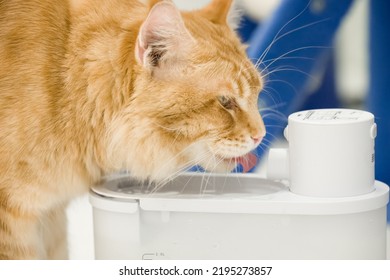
289, 109, 374, 125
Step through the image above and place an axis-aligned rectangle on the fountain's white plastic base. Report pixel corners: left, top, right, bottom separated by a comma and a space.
89, 109, 389, 259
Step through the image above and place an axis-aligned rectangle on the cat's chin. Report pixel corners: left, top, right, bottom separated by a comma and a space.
198, 156, 242, 173
201, 159, 238, 173
200, 153, 258, 174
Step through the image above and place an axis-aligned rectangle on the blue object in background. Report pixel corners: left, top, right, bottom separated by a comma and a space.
237, 15, 258, 43
368, 0, 390, 222
300, 55, 340, 111
246, 0, 353, 157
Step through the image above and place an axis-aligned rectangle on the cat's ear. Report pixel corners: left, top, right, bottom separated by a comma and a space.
200, 0, 234, 26
136, 1, 193, 69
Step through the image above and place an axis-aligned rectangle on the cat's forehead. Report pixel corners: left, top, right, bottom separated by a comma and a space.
201, 70, 261, 102
206, 61, 262, 96
203, 50, 261, 91
180, 13, 262, 95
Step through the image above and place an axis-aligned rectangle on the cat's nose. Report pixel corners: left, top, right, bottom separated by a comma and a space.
251, 129, 266, 145
249, 113, 266, 145
251, 135, 262, 145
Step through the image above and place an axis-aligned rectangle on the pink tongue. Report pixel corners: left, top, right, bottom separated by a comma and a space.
236, 153, 258, 173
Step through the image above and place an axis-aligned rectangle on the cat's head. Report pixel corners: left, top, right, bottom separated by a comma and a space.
110, 0, 265, 180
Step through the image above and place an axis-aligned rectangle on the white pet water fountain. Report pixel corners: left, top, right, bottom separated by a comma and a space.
89, 109, 389, 259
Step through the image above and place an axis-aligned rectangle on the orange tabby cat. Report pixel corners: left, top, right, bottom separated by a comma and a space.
0, 0, 265, 259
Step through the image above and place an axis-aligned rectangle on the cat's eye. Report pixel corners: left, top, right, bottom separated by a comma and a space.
217, 96, 237, 110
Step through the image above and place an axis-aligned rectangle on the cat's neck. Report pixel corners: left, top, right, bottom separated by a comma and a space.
57, 3, 146, 181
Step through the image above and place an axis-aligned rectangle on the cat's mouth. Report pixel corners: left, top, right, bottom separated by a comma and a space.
216, 153, 258, 173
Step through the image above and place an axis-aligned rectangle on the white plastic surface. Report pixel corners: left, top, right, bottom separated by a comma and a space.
89, 173, 389, 260
286, 109, 375, 197
267, 148, 289, 180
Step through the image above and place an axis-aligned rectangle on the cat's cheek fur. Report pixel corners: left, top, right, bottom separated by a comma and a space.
107, 117, 186, 181
185, 141, 237, 173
